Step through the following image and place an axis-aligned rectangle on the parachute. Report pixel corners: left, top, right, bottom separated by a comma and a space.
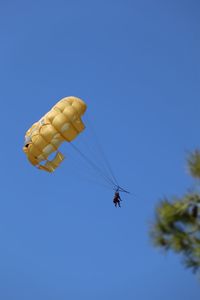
23, 95, 129, 195
23, 96, 87, 172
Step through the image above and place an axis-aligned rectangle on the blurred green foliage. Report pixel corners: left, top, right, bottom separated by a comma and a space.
150, 151, 200, 274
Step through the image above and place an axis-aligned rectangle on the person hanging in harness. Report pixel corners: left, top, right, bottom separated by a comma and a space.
113, 191, 122, 207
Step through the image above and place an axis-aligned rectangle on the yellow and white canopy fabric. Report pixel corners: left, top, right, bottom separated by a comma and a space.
23, 96, 87, 172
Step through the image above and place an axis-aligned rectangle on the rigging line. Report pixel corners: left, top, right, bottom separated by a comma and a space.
117, 187, 130, 194
69, 142, 118, 188
48, 113, 116, 188
66, 152, 115, 191
85, 115, 117, 178
72, 171, 115, 191
69, 142, 117, 188
74, 131, 114, 185
85, 116, 118, 185
76, 172, 115, 191
85, 115, 119, 187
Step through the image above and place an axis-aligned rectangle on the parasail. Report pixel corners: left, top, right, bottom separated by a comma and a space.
23, 96, 87, 172
23, 95, 129, 196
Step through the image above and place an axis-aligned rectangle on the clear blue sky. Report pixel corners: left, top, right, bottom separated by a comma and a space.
0, 0, 200, 299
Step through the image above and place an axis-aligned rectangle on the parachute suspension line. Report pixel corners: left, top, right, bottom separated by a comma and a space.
66, 151, 115, 191
69, 142, 118, 189
72, 122, 114, 186
84, 120, 130, 194
69, 142, 117, 188
45, 117, 116, 188
114, 186, 130, 194
85, 115, 119, 187
72, 135, 116, 188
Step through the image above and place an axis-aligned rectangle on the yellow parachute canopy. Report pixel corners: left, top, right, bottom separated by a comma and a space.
23, 96, 87, 172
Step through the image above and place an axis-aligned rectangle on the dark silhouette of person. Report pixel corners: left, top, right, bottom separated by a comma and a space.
113, 191, 122, 207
